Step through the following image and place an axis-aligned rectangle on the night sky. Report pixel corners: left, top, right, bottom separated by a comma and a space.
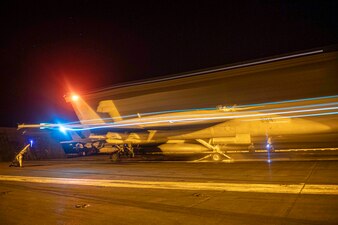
0, 1, 337, 127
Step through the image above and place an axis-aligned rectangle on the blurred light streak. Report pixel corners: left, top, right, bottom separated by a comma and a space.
92, 49, 323, 90
243, 111, 338, 121
59, 95, 338, 125
54, 106, 338, 131
239, 95, 338, 108
57, 101, 338, 127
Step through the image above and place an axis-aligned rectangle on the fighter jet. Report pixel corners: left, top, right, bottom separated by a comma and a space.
18, 94, 338, 161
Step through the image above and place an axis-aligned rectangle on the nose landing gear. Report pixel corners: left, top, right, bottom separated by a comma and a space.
211, 153, 222, 161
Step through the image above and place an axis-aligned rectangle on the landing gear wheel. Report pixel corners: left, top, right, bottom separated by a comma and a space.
212, 153, 223, 161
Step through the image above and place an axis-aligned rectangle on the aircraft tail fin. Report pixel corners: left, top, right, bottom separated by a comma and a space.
65, 95, 105, 125
97, 100, 123, 122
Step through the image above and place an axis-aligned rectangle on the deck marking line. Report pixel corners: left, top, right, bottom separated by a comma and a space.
0, 175, 337, 195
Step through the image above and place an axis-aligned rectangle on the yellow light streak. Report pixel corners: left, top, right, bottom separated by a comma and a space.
0, 175, 337, 195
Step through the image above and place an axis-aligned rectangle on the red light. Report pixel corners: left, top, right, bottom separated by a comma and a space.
71, 95, 79, 101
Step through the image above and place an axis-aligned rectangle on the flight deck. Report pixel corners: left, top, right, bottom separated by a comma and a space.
1, 151, 338, 225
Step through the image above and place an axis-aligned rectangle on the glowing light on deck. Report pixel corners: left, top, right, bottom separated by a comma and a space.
29, 139, 33, 147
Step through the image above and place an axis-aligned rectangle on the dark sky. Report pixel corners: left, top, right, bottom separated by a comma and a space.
0, 1, 337, 126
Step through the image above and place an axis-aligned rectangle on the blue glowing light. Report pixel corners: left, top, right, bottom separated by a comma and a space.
267, 159, 271, 163
266, 144, 270, 149
29, 139, 33, 147
59, 125, 67, 134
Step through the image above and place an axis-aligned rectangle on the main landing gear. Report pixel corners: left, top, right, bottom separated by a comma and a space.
109, 144, 135, 162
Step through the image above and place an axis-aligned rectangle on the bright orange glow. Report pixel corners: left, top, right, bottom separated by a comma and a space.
71, 95, 79, 101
